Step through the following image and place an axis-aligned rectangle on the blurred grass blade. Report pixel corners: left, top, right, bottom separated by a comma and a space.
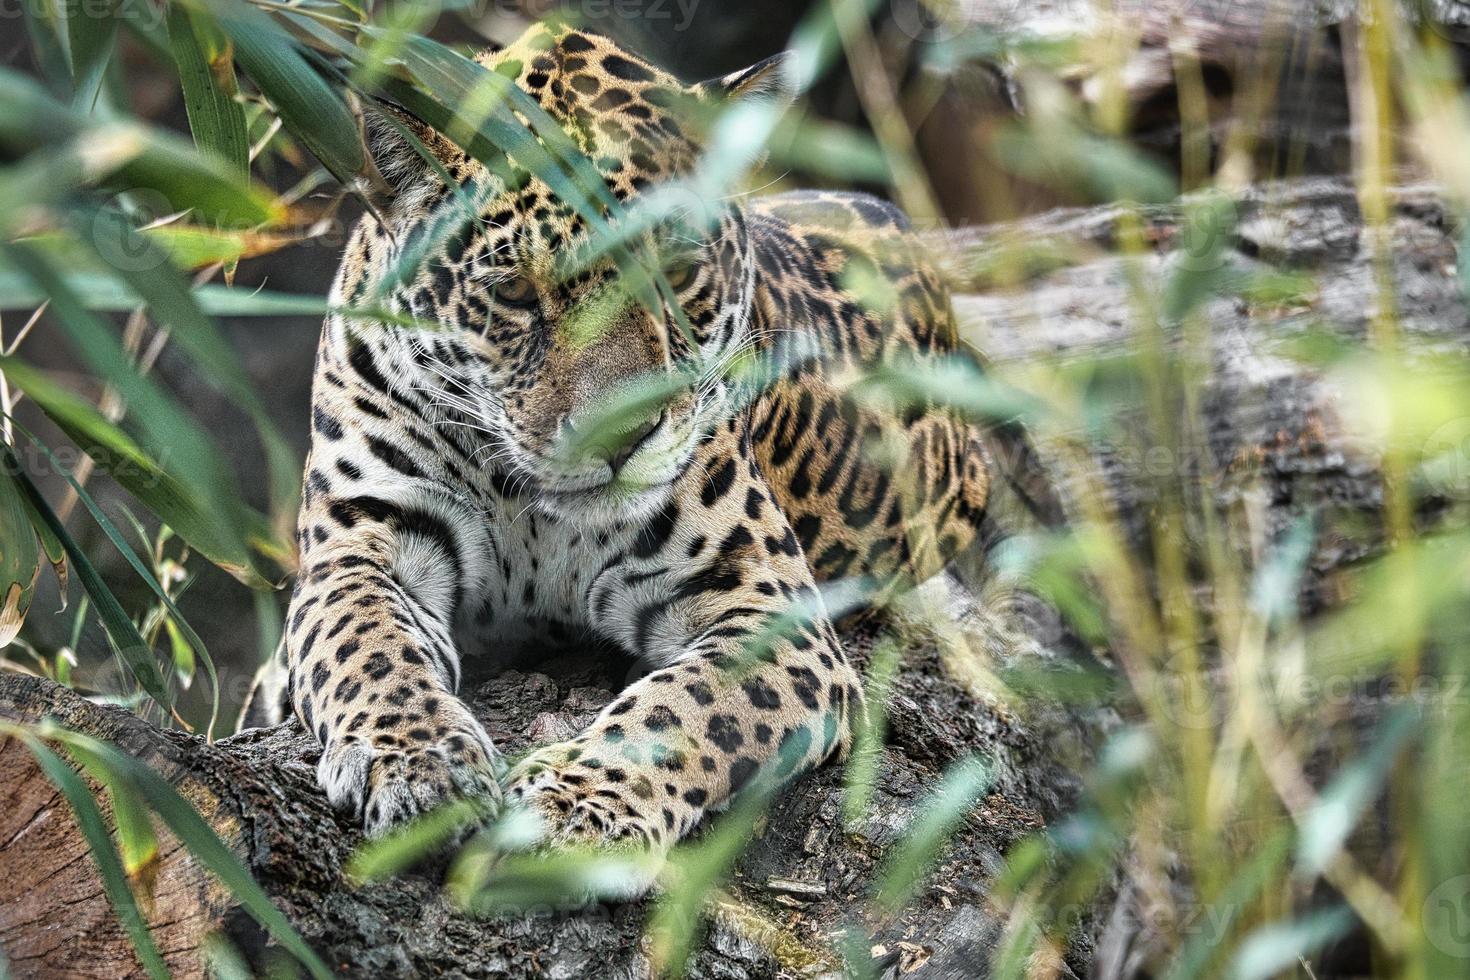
1162, 830, 1292, 980
0, 267, 317, 314
194, 0, 365, 186
64, 739, 162, 889
77, 206, 300, 527
9, 730, 169, 980
842, 635, 900, 827
0, 460, 41, 646
166, 7, 249, 178
0, 67, 278, 227
20, 3, 74, 97
67, 0, 122, 110
1229, 906, 1354, 980
0, 246, 273, 586
1250, 517, 1315, 625
0, 357, 271, 587
457, 848, 659, 916
647, 739, 809, 976
202, 932, 253, 980
5, 448, 173, 713
648, 796, 772, 977
1296, 706, 1417, 879
557, 371, 693, 467
12, 424, 223, 738
347, 798, 484, 882
1162, 190, 1238, 324
43, 725, 334, 980
873, 756, 991, 914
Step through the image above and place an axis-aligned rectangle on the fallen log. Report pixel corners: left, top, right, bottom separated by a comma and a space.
1, 175, 1460, 978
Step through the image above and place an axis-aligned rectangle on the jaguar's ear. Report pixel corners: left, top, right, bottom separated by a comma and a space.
361, 99, 463, 198
699, 52, 797, 112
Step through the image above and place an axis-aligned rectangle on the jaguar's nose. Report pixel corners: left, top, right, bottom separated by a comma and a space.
607, 414, 663, 475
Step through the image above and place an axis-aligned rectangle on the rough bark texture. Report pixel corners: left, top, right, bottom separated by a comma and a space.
0, 600, 1101, 980
0, 175, 1462, 978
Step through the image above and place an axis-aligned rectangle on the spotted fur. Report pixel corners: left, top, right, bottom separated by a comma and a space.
246, 25, 1001, 853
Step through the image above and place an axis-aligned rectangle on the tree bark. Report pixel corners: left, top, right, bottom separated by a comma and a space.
0, 175, 1460, 978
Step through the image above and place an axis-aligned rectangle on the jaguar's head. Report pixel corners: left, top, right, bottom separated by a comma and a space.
350, 24, 791, 521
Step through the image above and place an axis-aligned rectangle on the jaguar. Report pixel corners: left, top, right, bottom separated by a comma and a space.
245, 22, 1035, 864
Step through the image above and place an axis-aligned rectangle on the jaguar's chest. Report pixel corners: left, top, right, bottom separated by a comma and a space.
457, 505, 640, 656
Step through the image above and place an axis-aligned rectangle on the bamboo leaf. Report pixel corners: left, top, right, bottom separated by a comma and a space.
0, 264, 320, 314
20, 2, 74, 98
0, 67, 278, 227
0, 459, 41, 646
346, 798, 485, 883
65, 739, 163, 890
164, 616, 196, 686
647, 798, 769, 977
19, 488, 68, 608
139, 221, 309, 269
193, 0, 366, 185
1296, 707, 1417, 879
66, 0, 122, 110
73, 206, 300, 527
0, 246, 273, 586
1229, 906, 1354, 980
0, 359, 272, 588
5, 450, 173, 712
11, 424, 224, 739
166, 6, 250, 178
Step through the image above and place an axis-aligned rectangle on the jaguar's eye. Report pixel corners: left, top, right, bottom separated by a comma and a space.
664, 261, 697, 292
495, 275, 538, 307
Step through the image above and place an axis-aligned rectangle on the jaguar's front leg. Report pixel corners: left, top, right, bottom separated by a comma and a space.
290, 468, 501, 835
506, 457, 862, 855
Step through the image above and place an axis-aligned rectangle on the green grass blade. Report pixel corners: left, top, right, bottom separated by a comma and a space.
0, 66, 278, 227
8, 422, 224, 738
66, 0, 122, 110
4, 449, 173, 713
193, 0, 365, 185
872, 756, 992, 914
0, 456, 41, 647
0, 245, 272, 586
9, 731, 169, 980
166, 5, 250, 178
